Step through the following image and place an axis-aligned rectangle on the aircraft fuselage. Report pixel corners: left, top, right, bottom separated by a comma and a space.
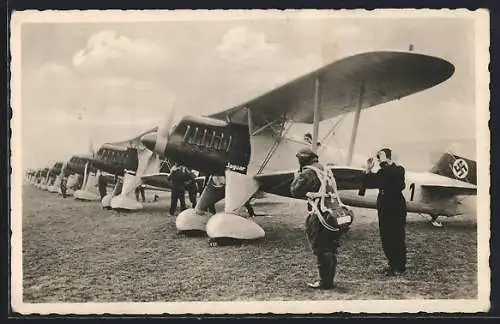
340, 170, 463, 217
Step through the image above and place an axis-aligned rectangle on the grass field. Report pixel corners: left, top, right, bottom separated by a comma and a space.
21, 185, 478, 303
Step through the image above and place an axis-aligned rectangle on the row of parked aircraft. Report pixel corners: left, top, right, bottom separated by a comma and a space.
25, 50, 478, 246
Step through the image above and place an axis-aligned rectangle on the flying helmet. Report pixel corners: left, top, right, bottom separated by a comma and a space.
296, 147, 318, 159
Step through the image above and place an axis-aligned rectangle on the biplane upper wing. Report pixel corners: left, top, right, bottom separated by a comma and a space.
208, 51, 455, 128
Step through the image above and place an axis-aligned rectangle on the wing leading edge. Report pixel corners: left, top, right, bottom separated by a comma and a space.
209, 51, 455, 127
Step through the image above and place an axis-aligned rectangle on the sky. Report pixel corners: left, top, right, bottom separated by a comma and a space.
18, 13, 479, 170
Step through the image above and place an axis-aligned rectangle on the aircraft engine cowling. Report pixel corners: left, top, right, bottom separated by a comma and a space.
141, 115, 251, 176
93, 146, 139, 176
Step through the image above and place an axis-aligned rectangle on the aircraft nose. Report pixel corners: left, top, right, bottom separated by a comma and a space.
141, 133, 157, 152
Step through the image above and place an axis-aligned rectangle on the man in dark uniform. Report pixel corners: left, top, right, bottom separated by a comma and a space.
201, 174, 217, 214
60, 164, 70, 198
364, 148, 407, 276
76, 174, 84, 191
244, 200, 256, 217
97, 170, 108, 200
304, 132, 321, 147
185, 168, 199, 209
113, 175, 123, 196
135, 185, 146, 203
168, 164, 188, 215
290, 147, 353, 290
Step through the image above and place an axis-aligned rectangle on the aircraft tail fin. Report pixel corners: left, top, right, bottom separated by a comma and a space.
429, 151, 477, 185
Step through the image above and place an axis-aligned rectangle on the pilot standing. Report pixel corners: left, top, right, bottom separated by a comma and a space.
363, 148, 407, 276
290, 148, 353, 290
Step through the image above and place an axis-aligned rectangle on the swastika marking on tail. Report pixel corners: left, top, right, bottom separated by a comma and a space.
452, 158, 469, 179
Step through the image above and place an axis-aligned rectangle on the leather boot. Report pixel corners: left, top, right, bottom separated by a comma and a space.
330, 253, 337, 287
308, 253, 334, 290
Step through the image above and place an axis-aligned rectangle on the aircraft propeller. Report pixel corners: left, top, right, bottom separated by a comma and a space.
143, 106, 177, 159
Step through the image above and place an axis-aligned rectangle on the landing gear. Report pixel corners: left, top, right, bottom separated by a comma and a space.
206, 212, 265, 244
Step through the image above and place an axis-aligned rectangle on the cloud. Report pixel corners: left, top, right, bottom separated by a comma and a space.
27, 62, 73, 88
72, 30, 169, 76
95, 76, 131, 88
216, 26, 278, 62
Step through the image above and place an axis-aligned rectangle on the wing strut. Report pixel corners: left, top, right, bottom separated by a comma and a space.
347, 81, 366, 165
312, 77, 322, 153
246, 107, 253, 135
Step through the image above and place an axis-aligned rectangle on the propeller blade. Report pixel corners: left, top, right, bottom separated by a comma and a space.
153, 106, 177, 157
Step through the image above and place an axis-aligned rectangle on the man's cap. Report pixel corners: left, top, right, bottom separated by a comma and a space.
296, 147, 318, 159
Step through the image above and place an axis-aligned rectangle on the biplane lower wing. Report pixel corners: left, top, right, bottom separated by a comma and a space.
254, 166, 367, 198
421, 183, 477, 197
141, 173, 206, 192
254, 166, 477, 200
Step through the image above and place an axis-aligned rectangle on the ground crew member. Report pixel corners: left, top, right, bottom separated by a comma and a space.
185, 168, 199, 209
113, 175, 123, 196
204, 174, 217, 214
168, 164, 187, 215
304, 132, 321, 147
244, 200, 256, 217
290, 147, 353, 290
364, 148, 407, 276
60, 164, 70, 198
76, 174, 84, 190
97, 170, 108, 200
135, 185, 146, 203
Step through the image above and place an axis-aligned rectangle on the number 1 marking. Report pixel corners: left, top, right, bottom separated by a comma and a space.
409, 183, 415, 201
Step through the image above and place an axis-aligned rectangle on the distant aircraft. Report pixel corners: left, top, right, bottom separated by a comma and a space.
47, 162, 64, 193
86, 128, 167, 210
65, 128, 204, 210
136, 50, 473, 245
38, 162, 62, 191
66, 155, 102, 199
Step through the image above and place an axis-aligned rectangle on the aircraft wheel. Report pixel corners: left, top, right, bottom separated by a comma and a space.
208, 239, 218, 248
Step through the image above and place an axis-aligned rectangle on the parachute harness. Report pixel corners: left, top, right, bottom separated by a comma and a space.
303, 165, 352, 232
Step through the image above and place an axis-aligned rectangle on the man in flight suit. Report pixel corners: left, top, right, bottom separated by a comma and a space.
364, 148, 407, 276
290, 147, 353, 289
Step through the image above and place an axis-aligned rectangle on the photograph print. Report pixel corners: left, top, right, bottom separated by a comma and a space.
10, 9, 490, 314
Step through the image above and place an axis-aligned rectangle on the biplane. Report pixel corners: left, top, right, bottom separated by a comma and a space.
62, 129, 205, 209
135, 50, 477, 245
